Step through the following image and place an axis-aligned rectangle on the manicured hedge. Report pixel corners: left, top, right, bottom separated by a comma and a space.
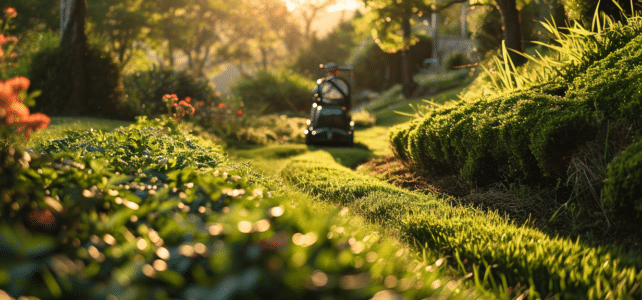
390, 91, 596, 186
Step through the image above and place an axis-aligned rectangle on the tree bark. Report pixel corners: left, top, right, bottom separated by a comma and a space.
401, 13, 417, 98
60, 0, 88, 116
496, 0, 526, 66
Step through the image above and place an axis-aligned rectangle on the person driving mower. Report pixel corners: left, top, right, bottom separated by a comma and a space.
305, 62, 354, 146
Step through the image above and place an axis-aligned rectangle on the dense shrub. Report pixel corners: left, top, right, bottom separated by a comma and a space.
566, 34, 642, 125
230, 69, 315, 113
391, 91, 597, 186
602, 138, 642, 217
123, 67, 219, 117
28, 45, 135, 120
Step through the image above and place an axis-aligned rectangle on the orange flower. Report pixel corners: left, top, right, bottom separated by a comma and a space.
4, 7, 17, 18
1, 35, 18, 44
5, 101, 28, 124
16, 113, 51, 140
190, 106, 195, 115
178, 100, 188, 107
185, 97, 191, 103
6, 76, 30, 93
218, 103, 226, 108
0, 82, 17, 107
236, 109, 243, 116
22, 113, 50, 131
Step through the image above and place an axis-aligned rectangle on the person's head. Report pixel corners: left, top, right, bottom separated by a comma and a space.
324, 62, 338, 76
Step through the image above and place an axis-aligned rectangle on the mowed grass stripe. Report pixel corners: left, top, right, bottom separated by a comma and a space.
282, 152, 642, 299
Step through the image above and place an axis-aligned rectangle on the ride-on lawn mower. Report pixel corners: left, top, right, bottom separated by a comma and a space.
304, 63, 355, 147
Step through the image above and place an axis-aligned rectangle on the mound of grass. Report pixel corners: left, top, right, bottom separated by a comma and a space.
281, 152, 642, 299
2, 119, 478, 299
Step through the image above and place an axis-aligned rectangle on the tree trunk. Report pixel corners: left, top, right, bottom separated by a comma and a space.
60, 0, 87, 116
401, 13, 417, 98
496, 0, 526, 66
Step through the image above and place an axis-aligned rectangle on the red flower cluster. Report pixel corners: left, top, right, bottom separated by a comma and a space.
0, 77, 50, 140
163, 94, 196, 121
4, 7, 17, 18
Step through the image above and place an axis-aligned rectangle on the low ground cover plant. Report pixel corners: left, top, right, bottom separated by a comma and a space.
2, 116, 482, 299
281, 151, 642, 299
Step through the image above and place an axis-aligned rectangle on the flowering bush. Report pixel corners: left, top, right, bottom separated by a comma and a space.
162, 93, 196, 121
0, 8, 49, 147
1, 7, 19, 78
0, 76, 49, 145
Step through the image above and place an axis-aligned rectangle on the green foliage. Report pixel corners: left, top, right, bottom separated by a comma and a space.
230, 69, 316, 113
3, 30, 59, 80
392, 91, 597, 185
28, 44, 135, 120
123, 67, 219, 117
35, 120, 223, 175
566, 34, 642, 125
468, 6, 504, 57
469, 11, 642, 99
290, 20, 357, 79
602, 138, 642, 217
1, 0, 59, 36
560, 0, 641, 23
347, 36, 432, 93
1, 119, 471, 299
27, 117, 132, 149
281, 151, 642, 299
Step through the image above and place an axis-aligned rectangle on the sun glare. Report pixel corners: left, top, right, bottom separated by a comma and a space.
285, 0, 362, 12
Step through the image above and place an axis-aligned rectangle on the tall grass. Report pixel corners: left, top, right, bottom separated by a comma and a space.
477, 2, 642, 98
